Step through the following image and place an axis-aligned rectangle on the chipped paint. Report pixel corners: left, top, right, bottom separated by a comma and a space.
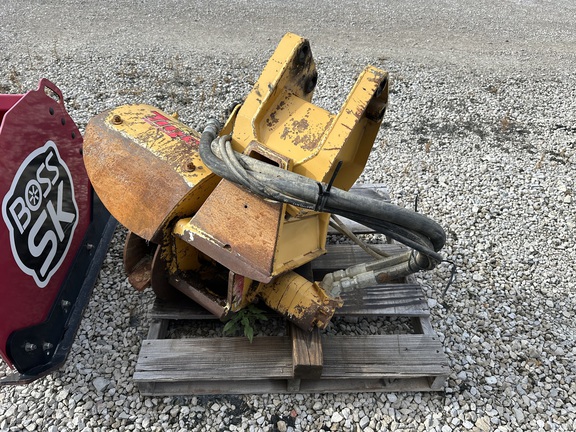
88, 33, 390, 331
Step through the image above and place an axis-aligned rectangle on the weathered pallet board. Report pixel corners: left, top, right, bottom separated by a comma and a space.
135, 335, 447, 395
134, 241, 449, 395
136, 337, 294, 381
134, 183, 449, 395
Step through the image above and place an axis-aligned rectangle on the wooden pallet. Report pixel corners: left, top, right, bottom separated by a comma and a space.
133, 242, 450, 395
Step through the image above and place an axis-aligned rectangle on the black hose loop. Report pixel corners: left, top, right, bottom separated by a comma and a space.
199, 122, 446, 265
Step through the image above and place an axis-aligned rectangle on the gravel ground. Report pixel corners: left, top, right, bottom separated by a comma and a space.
1, 1, 576, 431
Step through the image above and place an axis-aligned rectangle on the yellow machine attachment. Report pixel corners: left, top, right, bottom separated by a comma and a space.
84, 106, 220, 243
83, 33, 398, 330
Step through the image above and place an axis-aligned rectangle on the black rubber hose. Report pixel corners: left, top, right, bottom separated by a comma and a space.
239, 170, 445, 258
200, 125, 313, 209
199, 122, 446, 263
245, 172, 445, 253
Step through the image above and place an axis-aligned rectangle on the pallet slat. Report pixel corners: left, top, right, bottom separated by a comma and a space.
311, 244, 407, 275
291, 325, 323, 380
321, 335, 448, 377
134, 334, 448, 394
139, 377, 442, 396
149, 282, 428, 322
150, 297, 217, 320
135, 337, 293, 381
337, 283, 428, 316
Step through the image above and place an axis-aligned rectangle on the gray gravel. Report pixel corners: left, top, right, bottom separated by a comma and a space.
1, 1, 576, 431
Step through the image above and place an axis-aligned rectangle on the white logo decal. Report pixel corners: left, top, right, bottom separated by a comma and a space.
2, 141, 79, 288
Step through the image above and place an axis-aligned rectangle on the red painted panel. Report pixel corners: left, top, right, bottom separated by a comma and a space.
0, 79, 91, 367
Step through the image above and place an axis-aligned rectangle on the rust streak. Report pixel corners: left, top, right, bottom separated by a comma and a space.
266, 110, 279, 128
366, 71, 386, 83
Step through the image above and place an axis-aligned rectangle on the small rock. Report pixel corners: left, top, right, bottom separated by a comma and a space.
475, 416, 491, 432
93, 377, 110, 392
513, 407, 525, 423
277, 420, 287, 432
5, 405, 16, 418
331, 412, 344, 423
554, 347, 565, 356
55, 389, 69, 402
341, 407, 351, 419
485, 376, 498, 385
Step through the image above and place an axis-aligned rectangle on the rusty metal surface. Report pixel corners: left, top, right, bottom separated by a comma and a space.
256, 271, 343, 331
229, 33, 389, 191
83, 105, 218, 242
123, 231, 155, 291
174, 180, 283, 283
169, 274, 227, 319
150, 244, 184, 301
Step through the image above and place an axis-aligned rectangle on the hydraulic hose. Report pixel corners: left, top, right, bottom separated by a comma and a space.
199, 120, 446, 264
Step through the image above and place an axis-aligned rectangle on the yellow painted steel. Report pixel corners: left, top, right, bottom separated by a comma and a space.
248, 271, 343, 330
174, 32, 388, 285
273, 212, 330, 275
84, 32, 389, 330
231, 33, 388, 190
170, 226, 202, 273
106, 106, 207, 187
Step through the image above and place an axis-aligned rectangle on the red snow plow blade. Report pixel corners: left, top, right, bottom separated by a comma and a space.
0, 79, 116, 384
